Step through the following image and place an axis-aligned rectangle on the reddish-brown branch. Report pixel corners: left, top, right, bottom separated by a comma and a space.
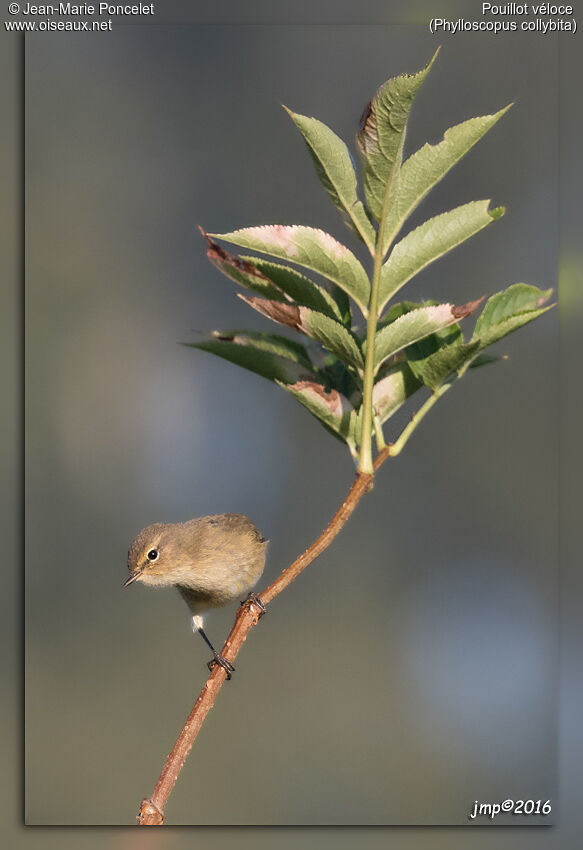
137, 457, 392, 825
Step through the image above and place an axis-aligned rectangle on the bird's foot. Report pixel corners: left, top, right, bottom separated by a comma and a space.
207, 653, 235, 680
241, 592, 267, 619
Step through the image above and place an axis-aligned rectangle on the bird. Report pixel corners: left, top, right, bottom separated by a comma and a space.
124, 513, 268, 677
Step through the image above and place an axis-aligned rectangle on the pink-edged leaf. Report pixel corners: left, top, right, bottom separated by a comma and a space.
211, 225, 371, 315
373, 298, 483, 371
277, 379, 358, 455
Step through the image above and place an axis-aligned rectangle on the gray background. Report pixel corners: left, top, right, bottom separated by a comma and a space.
20, 9, 560, 832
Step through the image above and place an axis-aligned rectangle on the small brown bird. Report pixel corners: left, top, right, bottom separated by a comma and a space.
125, 514, 268, 677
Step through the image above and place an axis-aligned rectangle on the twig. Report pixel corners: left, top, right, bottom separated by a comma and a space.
136, 387, 447, 825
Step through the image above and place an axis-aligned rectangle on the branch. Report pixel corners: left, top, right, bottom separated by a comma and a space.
135, 385, 449, 825
136, 468, 375, 825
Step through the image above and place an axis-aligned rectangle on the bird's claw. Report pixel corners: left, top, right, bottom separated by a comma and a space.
241, 592, 267, 618
207, 653, 235, 680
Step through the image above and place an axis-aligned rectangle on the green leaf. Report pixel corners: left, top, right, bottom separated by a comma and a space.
414, 341, 481, 391
185, 331, 316, 384
381, 106, 511, 256
321, 358, 362, 405
373, 300, 482, 372
411, 284, 554, 390
211, 225, 371, 316
238, 296, 364, 371
285, 108, 376, 253
472, 283, 554, 346
210, 330, 314, 369
303, 310, 364, 371
378, 200, 504, 314
399, 300, 464, 383
356, 50, 438, 223
241, 257, 344, 321
329, 284, 353, 327
277, 379, 358, 455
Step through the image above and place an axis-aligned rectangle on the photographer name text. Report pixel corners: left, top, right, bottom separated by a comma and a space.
18, 3, 154, 14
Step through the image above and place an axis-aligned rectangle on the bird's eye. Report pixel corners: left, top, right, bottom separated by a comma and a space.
147, 549, 159, 561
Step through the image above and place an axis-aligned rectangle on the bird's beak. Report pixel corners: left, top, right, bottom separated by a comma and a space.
123, 569, 143, 587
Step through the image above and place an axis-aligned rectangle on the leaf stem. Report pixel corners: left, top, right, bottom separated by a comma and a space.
375, 380, 454, 465
373, 414, 386, 450
358, 220, 388, 474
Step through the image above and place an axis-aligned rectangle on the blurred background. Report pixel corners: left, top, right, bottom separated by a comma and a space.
4, 0, 574, 841
24, 15, 557, 827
